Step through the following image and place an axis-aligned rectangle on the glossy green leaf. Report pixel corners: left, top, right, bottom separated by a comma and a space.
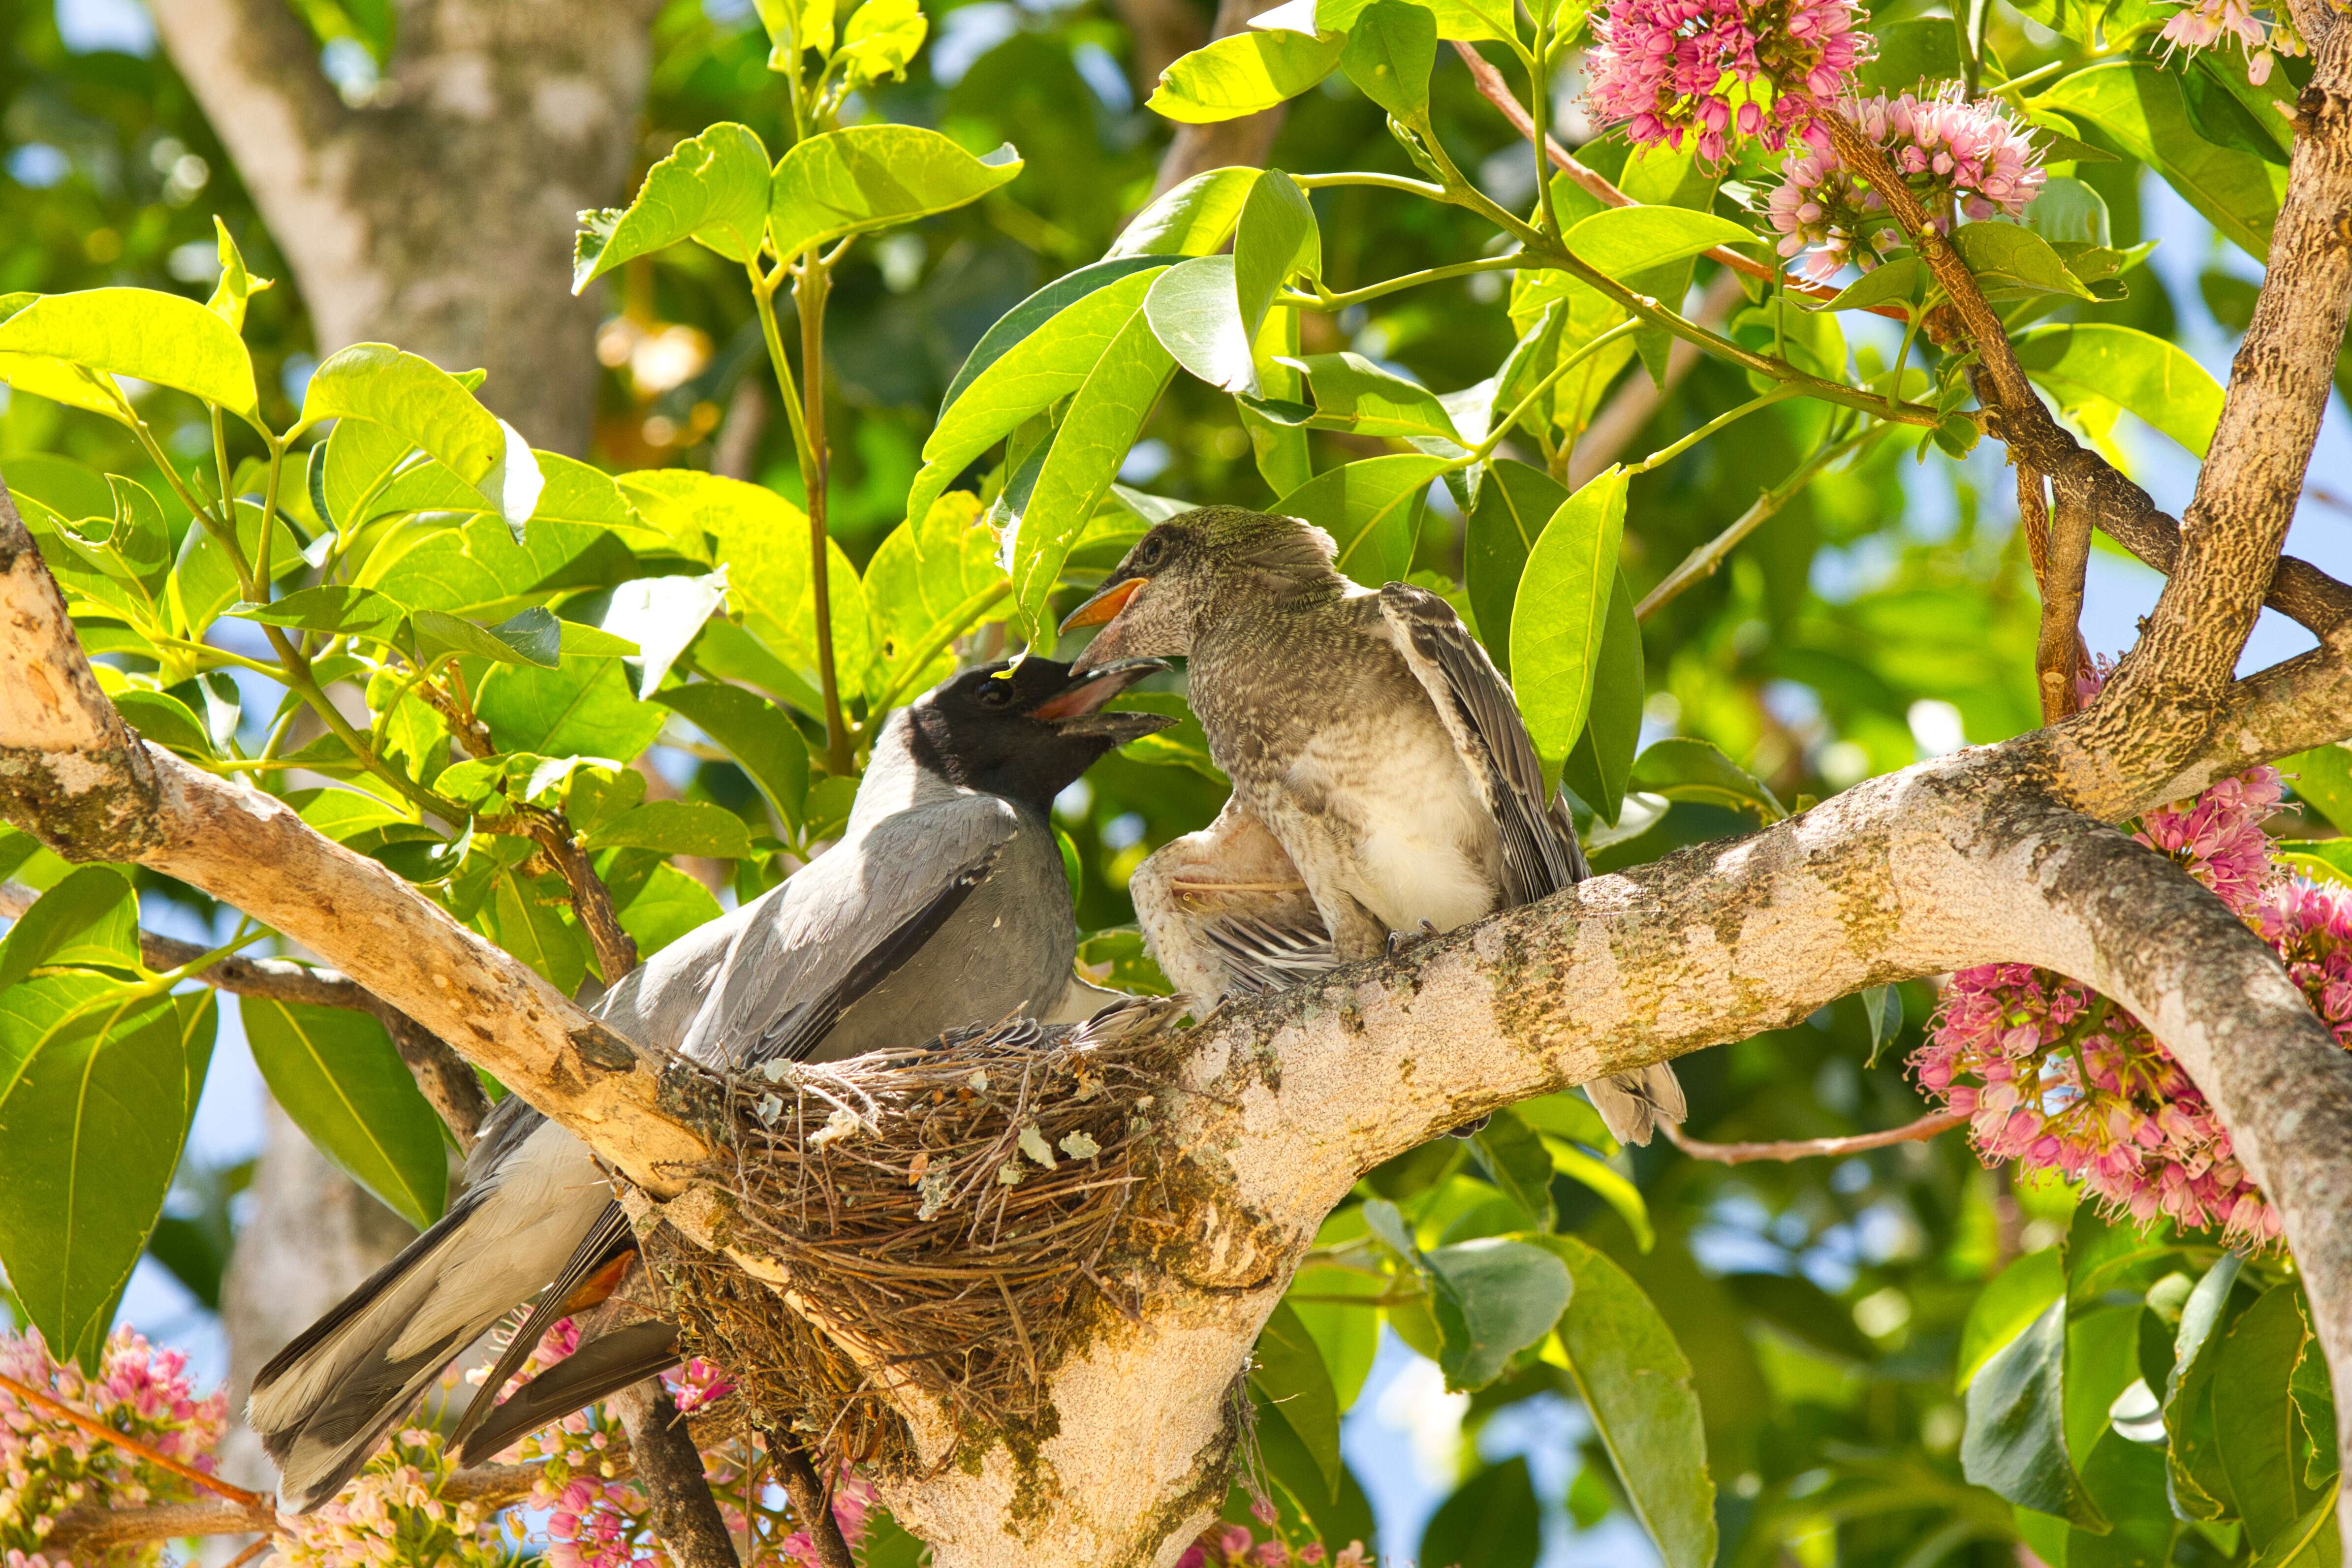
1147, 30, 1343, 124
838, 0, 928, 84
2031, 175, 2114, 248
573, 122, 771, 291
2167, 1254, 2247, 1519
586, 799, 755, 858
1263, 352, 1461, 443
240, 997, 447, 1230
1315, 0, 1516, 43
476, 657, 666, 761
2216, 1284, 2314, 1550
114, 690, 214, 759
0, 865, 139, 993
1419, 1456, 1540, 1568
1562, 206, 1749, 282
1539, 1233, 1715, 1568
1005, 313, 1176, 637
477, 862, 589, 993
1512, 465, 1627, 760
1948, 220, 2097, 301
1464, 459, 1567, 676
1627, 737, 1787, 821
1542, 1136, 1652, 1251
1958, 1248, 2066, 1391
941, 257, 1169, 413
2014, 324, 2223, 458
1425, 1236, 1573, 1390
1233, 170, 1318, 333
1962, 1299, 2108, 1528
1559, 570, 1641, 823
1856, 17, 1962, 93
302, 344, 542, 531
599, 572, 726, 697
614, 863, 724, 958
0, 977, 213, 1370
231, 585, 407, 644
2282, 743, 2352, 833
910, 265, 1165, 530
203, 217, 267, 333
1145, 254, 1257, 394
1250, 1302, 1344, 1501
1107, 167, 1263, 259
2039, 62, 2283, 261
1811, 256, 1925, 314
412, 606, 567, 668
0, 287, 259, 418
1467, 1108, 1554, 1232
1274, 453, 1450, 586
1340, 0, 1436, 118
656, 682, 810, 827
768, 126, 1022, 262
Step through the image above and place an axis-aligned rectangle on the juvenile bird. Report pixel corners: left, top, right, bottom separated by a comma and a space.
1061, 506, 1683, 1145
247, 656, 1172, 1506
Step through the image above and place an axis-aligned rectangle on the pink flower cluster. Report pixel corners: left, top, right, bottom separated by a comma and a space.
1766, 89, 2045, 280
2159, 0, 2305, 85
1911, 701, 2352, 1250
2, 1326, 228, 1568
1584, 0, 1869, 160
277, 1427, 509, 1568
1175, 1524, 1364, 1568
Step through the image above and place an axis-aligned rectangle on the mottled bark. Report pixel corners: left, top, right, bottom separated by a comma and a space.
148, 0, 662, 453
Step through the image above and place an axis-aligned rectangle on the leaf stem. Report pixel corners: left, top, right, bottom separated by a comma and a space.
1636, 422, 1888, 618
1282, 254, 1523, 312
1623, 384, 1803, 477
792, 253, 852, 776
1474, 318, 1644, 462
1292, 171, 1450, 199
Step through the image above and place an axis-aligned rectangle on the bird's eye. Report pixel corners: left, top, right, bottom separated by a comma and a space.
975, 678, 1020, 708
1131, 535, 1164, 570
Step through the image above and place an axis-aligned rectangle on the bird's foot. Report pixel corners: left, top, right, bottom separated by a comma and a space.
1384, 920, 1442, 959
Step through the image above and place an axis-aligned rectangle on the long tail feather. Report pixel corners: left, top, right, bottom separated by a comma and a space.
451, 1320, 682, 1467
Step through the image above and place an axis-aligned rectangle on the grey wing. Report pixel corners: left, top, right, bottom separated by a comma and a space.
675, 794, 1024, 1072
1206, 913, 1337, 994
1378, 581, 1585, 906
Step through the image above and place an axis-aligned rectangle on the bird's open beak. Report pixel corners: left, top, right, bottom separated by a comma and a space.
1060, 574, 1148, 632
1026, 656, 1177, 741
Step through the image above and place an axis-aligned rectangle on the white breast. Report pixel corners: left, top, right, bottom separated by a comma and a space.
1286, 708, 1498, 934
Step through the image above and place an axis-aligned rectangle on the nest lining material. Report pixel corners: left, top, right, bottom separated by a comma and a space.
645, 997, 1190, 1470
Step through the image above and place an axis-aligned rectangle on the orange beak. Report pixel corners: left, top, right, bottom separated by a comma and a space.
1060, 574, 1148, 632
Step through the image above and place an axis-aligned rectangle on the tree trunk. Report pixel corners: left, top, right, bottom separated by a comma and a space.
149, 0, 663, 454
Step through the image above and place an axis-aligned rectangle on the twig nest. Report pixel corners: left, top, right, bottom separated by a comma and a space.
641, 998, 1187, 1471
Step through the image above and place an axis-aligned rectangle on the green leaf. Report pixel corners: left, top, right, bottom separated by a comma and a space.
910, 265, 1166, 532
1232, 170, 1319, 335
1861, 982, 1903, 1065
240, 997, 447, 1230
656, 682, 810, 828
1465, 459, 1567, 676
599, 572, 726, 697
1541, 1136, 1652, 1250
477, 862, 589, 992
231, 584, 408, 644
2038, 62, 2283, 261
1511, 465, 1627, 761
1262, 352, 1462, 443
1810, 256, 1925, 314
768, 126, 1022, 262
412, 606, 567, 668
302, 344, 542, 532
586, 799, 755, 858
114, 690, 215, 760
1538, 1233, 1716, 1568
0, 287, 259, 418
0, 978, 214, 1370
1419, 1456, 1541, 1568
1250, 1302, 1344, 1502
1948, 221, 2097, 301
1558, 570, 1642, 823
1959, 1251, 2068, 1392
1562, 206, 1750, 282
1425, 1236, 1573, 1390
838, 0, 928, 85
2013, 324, 2223, 458
1962, 1299, 2109, 1529
573, 122, 772, 291
1145, 254, 1258, 395
1467, 1107, 1555, 1231
0, 866, 139, 993
1005, 312, 1177, 639
1856, 17, 1963, 94
1147, 30, 1344, 124
476, 657, 667, 761
1107, 167, 1264, 259
1627, 737, 1786, 821
2167, 1255, 2247, 1519
614, 863, 724, 957
2030, 175, 2114, 248
1340, 0, 1436, 118
941, 257, 1169, 414
2216, 1284, 2314, 1550
2282, 743, 2352, 833
203, 217, 269, 333
1273, 453, 1451, 586
864, 492, 1009, 701
2253, 1499, 2341, 1568
1315, 0, 1517, 43
1726, 1271, 1875, 1363
2280, 840, 2352, 887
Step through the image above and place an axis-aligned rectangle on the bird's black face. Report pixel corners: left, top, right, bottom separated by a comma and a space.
908, 656, 1176, 814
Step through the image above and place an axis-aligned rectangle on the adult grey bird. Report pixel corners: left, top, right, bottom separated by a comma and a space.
246, 656, 1172, 1509
1060, 506, 1683, 1146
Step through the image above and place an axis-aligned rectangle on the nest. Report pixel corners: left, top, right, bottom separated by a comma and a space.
642, 998, 1190, 1470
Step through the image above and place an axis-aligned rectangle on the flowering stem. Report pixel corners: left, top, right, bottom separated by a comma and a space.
1662, 1109, 1966, 1164
0, 1369, 271, 1510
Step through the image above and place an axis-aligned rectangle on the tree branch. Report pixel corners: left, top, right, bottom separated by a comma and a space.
1663, 1110, 1966, 1164
1147, 0, 1293, 197
605, 1382, 740, 1568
